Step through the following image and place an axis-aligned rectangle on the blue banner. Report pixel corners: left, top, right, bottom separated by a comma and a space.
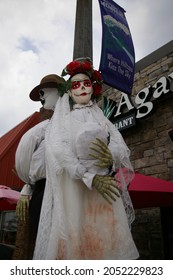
98, 0, 135, 94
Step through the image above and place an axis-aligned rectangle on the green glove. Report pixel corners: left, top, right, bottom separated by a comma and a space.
89, 138, 113, 168
16, 196, 30, 222
92, 174, 121, 204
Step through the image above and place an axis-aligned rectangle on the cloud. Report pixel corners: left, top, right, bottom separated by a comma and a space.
0, 0, 76, 136
119, 0, 173, 60
18, 37, 39, 53
0, 0, 173, 136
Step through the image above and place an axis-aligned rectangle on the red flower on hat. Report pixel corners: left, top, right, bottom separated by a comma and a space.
81, 61, 93, 72
93, 83, 102, 96
92, 70, 102, 82
62, 61, 93, 77
91, 70, 103, 96
66, 61, 81, 76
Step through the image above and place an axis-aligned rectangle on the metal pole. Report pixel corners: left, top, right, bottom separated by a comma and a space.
73, 0, 93, 60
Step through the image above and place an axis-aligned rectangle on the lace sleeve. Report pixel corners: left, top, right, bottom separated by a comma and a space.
105, 118, 135, 227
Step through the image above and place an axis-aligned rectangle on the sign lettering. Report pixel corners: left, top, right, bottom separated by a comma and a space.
113, 71, 173, 120
107, 71, 173, 130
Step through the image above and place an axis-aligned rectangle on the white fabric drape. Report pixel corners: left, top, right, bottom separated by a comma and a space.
15, 120, 49, 196
33, 94, 139, 260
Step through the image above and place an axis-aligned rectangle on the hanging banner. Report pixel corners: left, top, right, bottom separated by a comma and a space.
98, 0, 135, 94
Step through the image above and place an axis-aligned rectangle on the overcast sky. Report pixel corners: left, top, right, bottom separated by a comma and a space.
0, 0, 173, 136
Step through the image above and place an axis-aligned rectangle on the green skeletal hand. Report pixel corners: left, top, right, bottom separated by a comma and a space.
16, 196, 30, 222
92, 174, 121, 204
89, 138, 113, 169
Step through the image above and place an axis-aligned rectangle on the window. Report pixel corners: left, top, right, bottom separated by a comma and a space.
0, 211, 17, 246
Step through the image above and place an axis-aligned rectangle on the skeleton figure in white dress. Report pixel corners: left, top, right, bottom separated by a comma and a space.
33, 59, 139, 260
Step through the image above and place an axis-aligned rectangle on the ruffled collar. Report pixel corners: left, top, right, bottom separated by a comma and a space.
73, 100, 93, 110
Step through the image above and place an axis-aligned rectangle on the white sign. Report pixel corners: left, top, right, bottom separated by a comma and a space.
113, 71, 173, 119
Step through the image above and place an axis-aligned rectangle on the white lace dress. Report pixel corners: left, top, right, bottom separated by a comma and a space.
33, 94, 139, 260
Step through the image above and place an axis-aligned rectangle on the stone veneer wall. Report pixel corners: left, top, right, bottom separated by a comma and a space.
101, 41, 173, 259
124, 96, 173, 180
124, 95, 173, 259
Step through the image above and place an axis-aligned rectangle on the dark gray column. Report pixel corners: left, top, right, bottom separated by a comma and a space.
73, 0, 93, 60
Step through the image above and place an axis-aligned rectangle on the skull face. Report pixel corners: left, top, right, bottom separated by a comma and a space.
69, 73, 93, 105
39, 88, 59, 110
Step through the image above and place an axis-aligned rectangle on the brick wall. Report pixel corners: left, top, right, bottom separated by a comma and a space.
131, 208, 164, 259
123, 97, 173, 180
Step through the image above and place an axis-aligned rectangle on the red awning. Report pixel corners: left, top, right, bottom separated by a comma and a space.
129, 173, 173, 209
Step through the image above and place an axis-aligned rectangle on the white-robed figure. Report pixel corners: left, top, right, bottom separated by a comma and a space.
33, 58, 139, 260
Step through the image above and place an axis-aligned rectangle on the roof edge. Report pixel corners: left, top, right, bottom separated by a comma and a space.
135, 40, 173, 73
